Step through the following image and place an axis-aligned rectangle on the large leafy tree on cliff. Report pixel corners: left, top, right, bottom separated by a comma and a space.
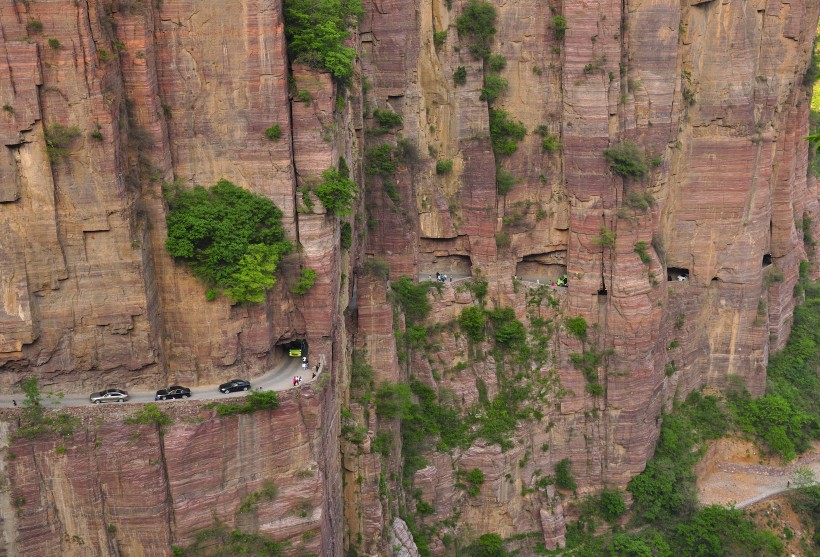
164, 179, 292, 303
284, 0, 364, 81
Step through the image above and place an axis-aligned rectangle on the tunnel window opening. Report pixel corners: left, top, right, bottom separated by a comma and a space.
515, 251, 568, 285
762, 253, 772, 267
597, 287, 608, 296
419, 254, 472, 282
711, 277, 720, 283
667, 267, 689, 282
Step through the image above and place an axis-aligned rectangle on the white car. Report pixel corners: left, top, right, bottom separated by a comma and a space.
89, 388, 129, 404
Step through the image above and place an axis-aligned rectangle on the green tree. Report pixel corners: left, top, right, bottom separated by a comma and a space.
283, 0, 363, 81
315, 166, 358, 216
604, 142, 648, 177
489, 109, 526, 156
466, 533, 507, 557
555, 458, 577, 491
455, 0, 497, 60
164, 180, 292, 303
291, 268, 318, 295
459, 306, 486, 342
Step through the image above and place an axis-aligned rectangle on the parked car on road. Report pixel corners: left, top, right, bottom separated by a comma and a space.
219, 379, 251, 393
155, 385, 192, 400
90, 388, 128, 404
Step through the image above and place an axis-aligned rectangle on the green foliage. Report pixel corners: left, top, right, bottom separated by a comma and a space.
172, 521, 284, 556
164, 180, 292, 303
623, 190, 655, 212
480, 74, 508, 103
459, 306, 486, 342
436, 159, 453, 174
604, 142, 648, 177
48, 38, 61, 50
365, 144, 397, 176
433, 30, 447, 48
454, 66, 468, 86
283, 0, 364, 81
98, 48, 116, 62
375, 381, 414, 419
634, 241, 651, 264
486, 307, 526, 348
264, 125, 282, 141
216, 390, 280, 416
2, 104, 13, 112
607, 532, 672, 557
238, 481, 278, 513
541, 134, 560, 153
26, 19, 43, 34
592, 226, 617, 249
555, 458, 576, 491
496, 169, 515, 195
340, 221, 352, 249
125, 404, 173, 433
371, 108, 403, 134
552, 15, 567, 40
372, 431, 392, 456
489, 109, 526, 156
628, 392, 727, 522
565, 316, 587, 340
788, 485, 820, 551
455, 0, 497, 60
14, 377, 79, 440
728, 279, 820, 460
364, 258, 390, 280
487, 54, 506, 72
494, 231, 510, 248
466, 278, 489, 301
390, 276, 432, 324
599, 489, 626, 522
45, 123, 81, 162
671, 505, 782, 557
466, 533, 508, 556
316, 165, 358, 216
291, 268, 317, 295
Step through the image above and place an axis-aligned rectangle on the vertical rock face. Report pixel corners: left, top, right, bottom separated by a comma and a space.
0, 390, 335, 556
0, 0, 818, 554
350, 0, 820, 552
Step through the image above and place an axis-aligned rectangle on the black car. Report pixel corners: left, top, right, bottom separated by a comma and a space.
155, 385, 192, 400
219, 379, 251, 393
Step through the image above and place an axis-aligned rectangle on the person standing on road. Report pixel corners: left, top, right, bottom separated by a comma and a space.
12, 400, 16, 407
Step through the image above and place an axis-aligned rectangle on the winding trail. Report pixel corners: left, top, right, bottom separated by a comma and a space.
697, 440, 820, 509
0, 356, 313, 408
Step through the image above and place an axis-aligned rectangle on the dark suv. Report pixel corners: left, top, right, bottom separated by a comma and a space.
155, 385, 192, 400
219, 379, 251, 393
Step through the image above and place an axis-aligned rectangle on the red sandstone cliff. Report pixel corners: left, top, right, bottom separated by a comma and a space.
0, 0, 818, 554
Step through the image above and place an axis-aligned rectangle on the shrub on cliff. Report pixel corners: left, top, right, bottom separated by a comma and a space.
728, 278, 820, 460
216, 390, 280, 416
291, 268, 317, 295
315, 164, 358, 216
14, 377, 79, 440
390, 276, 432, 324
283, 0, 363, 81
465, 533, 508, 556
489, 109, 526, 156
604, 141, 648, 177
164, 179, 292, 303
455, 0, 497, 60
44, 123, 81, 162
458, 306, 486, 342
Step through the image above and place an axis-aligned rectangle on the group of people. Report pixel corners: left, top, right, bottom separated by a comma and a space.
433, 272, 453, 283
293, 356, 320, 387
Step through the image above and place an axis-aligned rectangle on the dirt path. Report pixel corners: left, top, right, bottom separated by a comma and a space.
696, 438, 820, 508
